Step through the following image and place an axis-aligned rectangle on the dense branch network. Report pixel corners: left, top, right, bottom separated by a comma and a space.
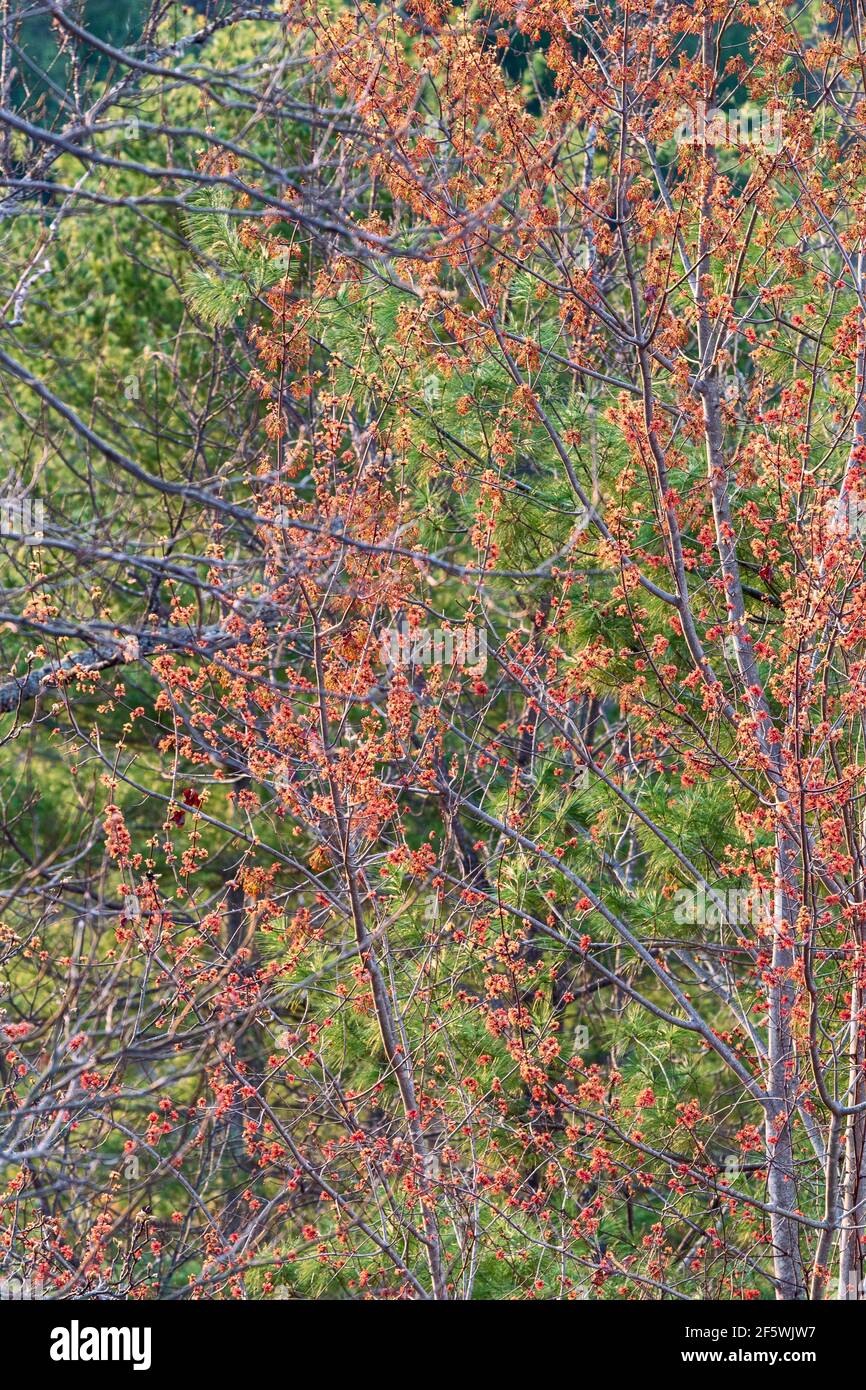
1, 0, 866, 1303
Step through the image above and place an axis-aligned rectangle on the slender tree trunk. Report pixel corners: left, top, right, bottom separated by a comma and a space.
810, 1113, 842, 1298
308, 602, 448, 1300
838, 970, 866, 1298
767, 835, 806, 1298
